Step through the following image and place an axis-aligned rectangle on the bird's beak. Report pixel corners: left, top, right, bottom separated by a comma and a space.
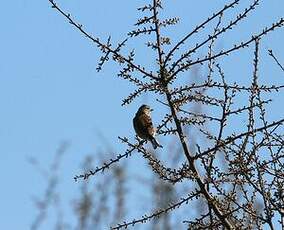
150, 108, 154, 112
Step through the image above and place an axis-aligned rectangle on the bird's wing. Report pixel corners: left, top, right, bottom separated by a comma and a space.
139, 113, 155, 137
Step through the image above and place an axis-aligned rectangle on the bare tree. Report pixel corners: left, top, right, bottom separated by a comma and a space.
45, 0, 284, 229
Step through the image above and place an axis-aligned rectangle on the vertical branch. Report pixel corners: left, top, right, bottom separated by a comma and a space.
207, 14, 223, 81
30, 142, 69, 230
206, 63, 230, 226
164, 90, 234, 229
113, 165, 126, 222
252, 39, 275, 230
153, 0, 164, 67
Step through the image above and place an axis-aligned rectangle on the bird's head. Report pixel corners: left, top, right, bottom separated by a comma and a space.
138, 104, 153, 115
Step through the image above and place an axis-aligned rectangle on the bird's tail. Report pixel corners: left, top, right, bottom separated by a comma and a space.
150, 137, 163, 149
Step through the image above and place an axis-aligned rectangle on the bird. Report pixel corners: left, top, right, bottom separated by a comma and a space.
133, 104, 162, 149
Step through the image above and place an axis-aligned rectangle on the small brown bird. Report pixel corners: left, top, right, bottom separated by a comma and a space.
133, 104, 162, 149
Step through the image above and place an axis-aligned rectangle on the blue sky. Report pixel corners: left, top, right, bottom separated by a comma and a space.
0, 1, 284, 229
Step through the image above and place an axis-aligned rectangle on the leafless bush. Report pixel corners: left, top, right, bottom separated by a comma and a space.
30, 142, 128, 230
47, 0, 284, 229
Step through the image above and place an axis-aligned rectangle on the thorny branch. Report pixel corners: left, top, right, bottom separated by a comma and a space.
268, 49, 284, 72
111, 190, 201, 230
48, 0, 159, 81
47, 0, 284, 229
